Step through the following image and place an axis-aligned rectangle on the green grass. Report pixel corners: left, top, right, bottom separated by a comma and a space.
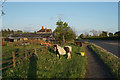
2, 43, 87, 78
81, 36, 120, 40
88, 44, 120, 78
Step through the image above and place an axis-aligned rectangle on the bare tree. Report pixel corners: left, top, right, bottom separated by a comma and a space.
57, 14, 64, 21
90, 29, 98, 36
100, 31, 108, 37
108, 32, 113, 37
84, 32, 89, 38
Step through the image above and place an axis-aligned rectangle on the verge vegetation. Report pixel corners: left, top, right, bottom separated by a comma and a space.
87, 43, 120, 78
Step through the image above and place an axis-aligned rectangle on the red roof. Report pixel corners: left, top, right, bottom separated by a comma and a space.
37, 26, 51, 32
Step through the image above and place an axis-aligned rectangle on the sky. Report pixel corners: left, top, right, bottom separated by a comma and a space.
2, 0, 120, 2
1, 2, 118, 35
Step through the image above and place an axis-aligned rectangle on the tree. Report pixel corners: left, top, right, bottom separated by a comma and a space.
79, 34, 84, 39
53, 19, 76, 42
34, 31, 36, 34
114, 31, 120, 37
100, 31, 108, 37
16, 30, 23, 34
84, 32, 89, 38
11, 30, 14, 34
8, 28, 10, 34
90, 29, 98, 36
109, 32, 113, 37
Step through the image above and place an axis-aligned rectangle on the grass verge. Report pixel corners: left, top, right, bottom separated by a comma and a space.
88, 43, 120, 78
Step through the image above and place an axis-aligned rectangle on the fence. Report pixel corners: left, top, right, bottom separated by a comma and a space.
1, 40, 67, 70
0, 45, 51, 71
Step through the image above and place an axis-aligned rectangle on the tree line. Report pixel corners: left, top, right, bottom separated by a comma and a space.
79, 30, 120, 40
1, 29, 30, 37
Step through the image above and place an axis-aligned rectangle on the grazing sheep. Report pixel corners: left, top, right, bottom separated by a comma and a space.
54, 44, 72, 59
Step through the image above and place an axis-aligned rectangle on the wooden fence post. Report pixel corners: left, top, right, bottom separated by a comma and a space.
12, 51, 16, 67
25, 50, 27, 60
35, 48, 37, 55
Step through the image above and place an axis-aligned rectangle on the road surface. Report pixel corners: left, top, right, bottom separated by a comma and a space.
81, 40, 119, 58
83, 44, 114, 78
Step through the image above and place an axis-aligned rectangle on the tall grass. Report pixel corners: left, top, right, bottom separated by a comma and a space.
2, 43, 87, 78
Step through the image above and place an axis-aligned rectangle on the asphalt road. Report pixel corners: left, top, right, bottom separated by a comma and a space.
82, 40, 120, 58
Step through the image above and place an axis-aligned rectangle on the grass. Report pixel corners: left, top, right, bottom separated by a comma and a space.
81, 36, 120, 40
2, 45, 42, 62
88, 43, 120, 78
2, 42, 87, 78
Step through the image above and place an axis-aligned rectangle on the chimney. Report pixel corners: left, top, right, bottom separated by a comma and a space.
42, 26, 44, 29
45, 28, 47, 32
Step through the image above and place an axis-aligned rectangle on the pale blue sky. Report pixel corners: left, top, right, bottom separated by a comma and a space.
3, 0, 120, 2
2, 2, 118, 35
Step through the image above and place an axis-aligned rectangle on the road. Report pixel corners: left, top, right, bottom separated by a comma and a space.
81, 40, 119, 58
83, 44, 114, 78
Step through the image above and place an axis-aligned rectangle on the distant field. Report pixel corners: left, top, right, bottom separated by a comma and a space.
2, 42, 87, 78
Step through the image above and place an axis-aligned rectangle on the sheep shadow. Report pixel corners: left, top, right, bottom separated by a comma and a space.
27, 53, 38, 78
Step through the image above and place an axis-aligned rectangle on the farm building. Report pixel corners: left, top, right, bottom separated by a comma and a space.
7, 33, 54, 42
6, 26, 54, 42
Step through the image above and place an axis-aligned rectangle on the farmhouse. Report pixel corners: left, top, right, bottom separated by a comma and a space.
36, 26, 53, 41
37, 26, 52, 34
6, 26, 54, 42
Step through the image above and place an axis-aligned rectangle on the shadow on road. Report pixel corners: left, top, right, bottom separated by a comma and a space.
27, 53, 38, 78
